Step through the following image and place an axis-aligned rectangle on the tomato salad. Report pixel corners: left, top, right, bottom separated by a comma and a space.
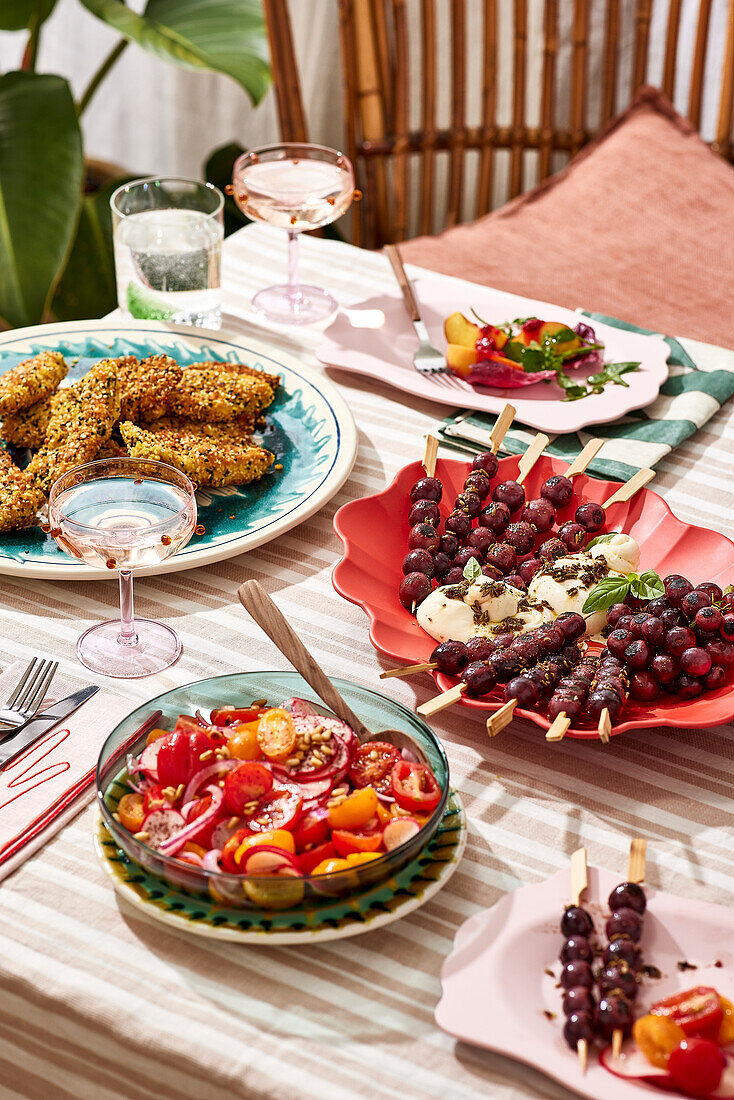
116, 697, 443, 884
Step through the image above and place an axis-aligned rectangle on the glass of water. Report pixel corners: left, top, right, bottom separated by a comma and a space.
110, 177, 224, 329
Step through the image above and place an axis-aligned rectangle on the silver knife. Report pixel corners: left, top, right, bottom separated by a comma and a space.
0, 685, 99, 767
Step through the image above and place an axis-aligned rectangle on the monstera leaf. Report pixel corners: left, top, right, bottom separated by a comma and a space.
0, 72, 84, 328
79, 0, 271, 103
0, 0, 58, 30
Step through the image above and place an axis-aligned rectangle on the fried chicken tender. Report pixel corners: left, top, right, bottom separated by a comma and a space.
0, 352, 67, 416
0, 450, 44, 532
190, 360, 281, 394
119, 421, 275, 488
115, 354, 183, 422
26, 363, 120, 491
1, 390, 62, 449
168, 367, 275, 422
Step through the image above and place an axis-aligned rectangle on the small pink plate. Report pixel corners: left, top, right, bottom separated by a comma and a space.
436, 864, 734, 1099
316, 274, 670, 433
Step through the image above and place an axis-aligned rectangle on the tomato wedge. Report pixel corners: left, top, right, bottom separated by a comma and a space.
211, 706, 265, 727
117, 792, 145, 833
244, 788, 302, 833
651, 987, 724, 1040
292, 811, 330, 852
220, 827, 251, 873
223, 762, 273, 815
349, 741, 401, 794
391, 760, 442, 814
332, 820, 383, 857
257, 708, 297, 761
297, 841, 336, 875
157, 728, 216, 789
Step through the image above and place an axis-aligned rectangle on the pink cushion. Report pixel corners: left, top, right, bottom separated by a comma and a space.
401, 88, 734, 349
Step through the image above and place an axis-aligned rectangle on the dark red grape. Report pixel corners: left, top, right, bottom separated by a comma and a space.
587, 690, 623, 721
609, 881, 647, 914
606, 603, 629, 628
556, 612, 586, 641
562, 988, 596, 1018
481, 563, 502, 580
489, 649, 525, 682
674, 673, 704, 699
408, 500, 440, 527
461, 662, 498, 697
493, 632, 516, 649
410, 476, 442, 503
696, 605, 722, 632
493, 479, 525, 513
607, 629, 633, 658
664, 574, 693, 606
605, 907, 641, 942
455, 490, 482, 517
439, 532, 459, 557
445, 511, 471, 538
465, 636, 496, 661
641, 617, 664, 647
625, 639, 651, 669
467, 526, 495, 555
538, 537, 567, 563
504, 574, 526, 591
651, 652, 680, 684
629, 612, 651, 639
539, 624, 565, 653
560, 936, 594, 965
558, 521, 586, 551
722, 593, 734, 613
707, 638, 734, 666
680, 646, 712, 677
563, 1012, 595, 1049
598, 675, 629, 699
603, 937, 641, 969
560, 960, 593, 990
541, 474, 573, 508
682, 589, 712, 617
704, 664, 726, 691
430, 640, 469, 675
616, 614, 635, 632
407, 523, 440, 552
402, 549, 435, 577
454, 547, 485, 568
575, 502, 605, 532
647, 596, 671, 617
521, 497, 555, 533
599, 964, 639, 1001
433, 552, 452, 578
721, 613, 734, 638
505, 676, 539, 707
464, 470, 492, 499
561, 906, 594, 937
479, 501, 511, 536
595, 994, 633, 1039
505, 521, 535, 555
443, 567, 464, 585
399, 573, 432, 609
666, 626, 696, 656
660, 608, 685, 631
472, 451, 499, 478
629, 670, 659, 701
548, 696, 582, 721
697, 581, 723, 601
518, 558, 542, 585
485, 542, 517, 574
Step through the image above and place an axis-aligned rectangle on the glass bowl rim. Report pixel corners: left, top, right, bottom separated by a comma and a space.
95, 670, 450, 884
232, 142, 353, 177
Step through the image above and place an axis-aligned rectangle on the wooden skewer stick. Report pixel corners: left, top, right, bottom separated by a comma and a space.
565, 438, 605, 478
598, 706, 613, 744
611, 838, 647, 1060
488, 403, 516, 454
486, 699, 517, 737
516, 433, 550, 486
602, 467, 655, 510
380, 660, 436, 680
570, 847, 589, 1075
417, 683, 465, 716
546, 712, 572, 742
422, 434, 439, 477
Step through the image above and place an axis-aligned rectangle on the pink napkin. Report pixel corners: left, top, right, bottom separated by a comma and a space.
0, 662, 132, 881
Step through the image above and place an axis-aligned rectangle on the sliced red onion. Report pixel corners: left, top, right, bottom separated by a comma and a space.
181, 758, 239, 805
176, 851, 204, 868
241, 845, 300, 875
126, 752, 144, 776
376, 791, 395, 804
211, 817, 242, 850
202, 849, 222, 874
159, 785, 224, 856
400, 746, 419, 764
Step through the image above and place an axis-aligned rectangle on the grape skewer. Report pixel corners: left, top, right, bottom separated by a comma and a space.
602, 838, 647, 1061
545, 655, 600, 742
559, 846, 595, 1075
526, 438, 605, 531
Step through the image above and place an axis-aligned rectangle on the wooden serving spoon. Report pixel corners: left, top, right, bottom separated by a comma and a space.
238, 580, 431, 765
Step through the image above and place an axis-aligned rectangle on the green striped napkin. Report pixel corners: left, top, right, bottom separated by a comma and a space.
438, 313, 734, 482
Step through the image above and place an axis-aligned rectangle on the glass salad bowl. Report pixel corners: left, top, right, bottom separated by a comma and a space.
96, 671, 449, 910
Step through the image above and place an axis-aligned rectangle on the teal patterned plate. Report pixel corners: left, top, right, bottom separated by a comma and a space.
94, 792, 465, 943
0, 319, 357, 579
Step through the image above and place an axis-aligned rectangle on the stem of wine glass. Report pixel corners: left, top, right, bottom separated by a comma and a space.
118, 569, 138, 647
287, 229, 300, 299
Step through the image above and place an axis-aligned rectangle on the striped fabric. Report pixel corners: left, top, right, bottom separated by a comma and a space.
441, 319, 734, 482
1, 223, 734, 1100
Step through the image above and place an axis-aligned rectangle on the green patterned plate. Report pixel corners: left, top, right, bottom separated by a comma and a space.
94, 792, 465, 944
0, 319, 357, 579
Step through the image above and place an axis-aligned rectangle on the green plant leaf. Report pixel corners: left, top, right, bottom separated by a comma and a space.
463, 557, 483, 583
630, 570, 665, 601
52, 175, 136, 322
0, 0, 58, 31
205, 141, 248, 237
0, 72, 83, 328
79, 0, 271, 103
582, 575, 632, 614
585, 532, 622, 550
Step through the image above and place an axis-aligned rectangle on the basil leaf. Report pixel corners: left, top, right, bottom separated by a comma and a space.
726, 584, 734, 595
582, 575, 632, 614
630, 570, 664, 600
546, 327, 577, 345
463, 557, 483, 582
585, 532, 621, 550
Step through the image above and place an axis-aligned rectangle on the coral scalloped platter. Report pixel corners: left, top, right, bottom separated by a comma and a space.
332, 454, 734, 739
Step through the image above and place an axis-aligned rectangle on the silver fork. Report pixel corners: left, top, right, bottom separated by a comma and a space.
0, 657, 59, 733
384, 245, 468, 388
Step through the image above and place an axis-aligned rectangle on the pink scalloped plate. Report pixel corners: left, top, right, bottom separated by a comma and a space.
332, 454, 734, 738
435, 864, 734, 1100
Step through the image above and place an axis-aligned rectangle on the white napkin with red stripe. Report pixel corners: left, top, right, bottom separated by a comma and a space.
0, 662, 132, 881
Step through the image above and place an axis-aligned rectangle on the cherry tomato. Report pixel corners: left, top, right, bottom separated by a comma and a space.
244, 788, 302, 833
292, 811, 330, 852
391, 760, 441, 814
718, 996, 734, 1045
185, 793, 217, 846
345, 852, 381, 866
297, 841, 337, 875
332, 820, 383, 857
173, 714, 208, 735
233, 830, 295, 867
312, 857, 351, 875
157, 729, 216, 789
117, 792, 145, 833
223, 762, 273, 815
227, 721, 262, 761
632, 1014, 686, 1069
651, 987, 724, 1040
257, 708, 297, 761
143, 784, 169, 814
328, 787, 378, 829
211, 706, 265, 726
145, 727, 170, 746
349, 741, 401, 794
668, 1038, 725, 1097
220, 828, 251, 873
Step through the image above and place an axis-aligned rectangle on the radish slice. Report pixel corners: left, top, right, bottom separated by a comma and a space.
211, 817, 242, 850
242, 845, 301, 876
711, 1053, 734, 1099
282, 698, 315, 716
383, 817, 421, 851
599, 1045, 672, 1080
139, 739, 164, 780
141, 808, 186, 849
159, 785, 224, 856
181, 758, 239, 805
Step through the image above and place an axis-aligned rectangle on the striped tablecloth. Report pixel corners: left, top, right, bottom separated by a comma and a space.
2, 224, 734, 1100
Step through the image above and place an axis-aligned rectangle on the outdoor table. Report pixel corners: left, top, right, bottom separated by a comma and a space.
1, 224, 732, 1100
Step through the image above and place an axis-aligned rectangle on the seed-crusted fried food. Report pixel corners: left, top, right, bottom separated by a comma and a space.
96, 438, 128, 459
1, 389, 62, 449
190, 360, 281, 394
0, 352, 67, 416
169, 367, 276, 422
0, 450, 44, 532
26, 363, 120, 491
120, 421, 275, 488
115, 354, 183, 422
143, 415, 260, 440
